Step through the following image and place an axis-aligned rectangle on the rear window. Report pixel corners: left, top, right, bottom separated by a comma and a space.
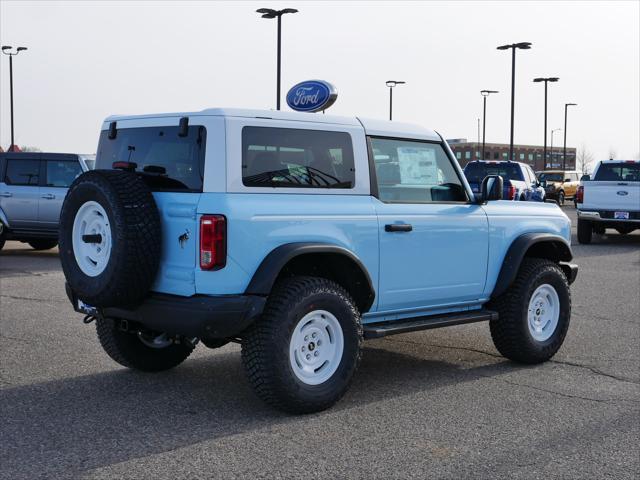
96, 125, 206, 191
464, 162, 524, 183
242, 127, 355, 189
593, 163, 640, 182
538, 172, 564, 182
4, 159, 40, 186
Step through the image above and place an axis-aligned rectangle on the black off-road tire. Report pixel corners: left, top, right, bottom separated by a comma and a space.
28, 239, 58, 250
488, 258, 571, 364
577, 219, 592, 244
59, 170, 161, 307
242, 276, 363, 414
96, 317, 194, 372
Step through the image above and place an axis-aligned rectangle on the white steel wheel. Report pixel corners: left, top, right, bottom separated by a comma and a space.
289, 310, 345, 386
527, 284, 560, 342
72, 201, 112, 277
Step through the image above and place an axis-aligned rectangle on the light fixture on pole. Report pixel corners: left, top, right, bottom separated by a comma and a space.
385, 80, 405, 121
256, 8, 298, 110
2, 45, 28, 151
563, 103, 577, 170
533, 77, 560, 170
480, 90, 498, 160
497, 42, 532, 161
550, 128, 562, 168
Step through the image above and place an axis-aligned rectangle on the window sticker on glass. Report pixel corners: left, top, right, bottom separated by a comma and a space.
397, 147, 438, 185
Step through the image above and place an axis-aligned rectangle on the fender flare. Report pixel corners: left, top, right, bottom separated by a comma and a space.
245, 242, 375, 310
491, 233, 573, 298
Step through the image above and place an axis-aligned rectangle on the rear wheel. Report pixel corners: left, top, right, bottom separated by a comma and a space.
488, 258, 571, 364
96, 317, 195, 372
577, 219, 592, 244
27, 239, 58, 250
242, 276, 362, 414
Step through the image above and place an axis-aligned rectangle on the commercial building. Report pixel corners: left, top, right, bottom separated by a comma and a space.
447, 139, 576, 171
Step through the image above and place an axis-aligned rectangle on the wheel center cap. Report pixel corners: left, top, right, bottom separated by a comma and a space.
308, 342, 315, 351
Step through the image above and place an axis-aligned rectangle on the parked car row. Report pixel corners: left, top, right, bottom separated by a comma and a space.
0, 152, 94, 251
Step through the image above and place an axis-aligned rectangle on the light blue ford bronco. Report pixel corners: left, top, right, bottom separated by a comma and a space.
59, 108, 578, 413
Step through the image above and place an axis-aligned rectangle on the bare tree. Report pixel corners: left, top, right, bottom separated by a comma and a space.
577, 144, 594, 174
19, 146, 42, 152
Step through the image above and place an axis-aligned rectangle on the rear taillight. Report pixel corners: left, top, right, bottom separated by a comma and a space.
200, 215, 226, 270
507, 185, 517, 200
576, 185, 584, 204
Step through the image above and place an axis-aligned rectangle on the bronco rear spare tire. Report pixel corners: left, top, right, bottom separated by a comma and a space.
59, 170, 161, 307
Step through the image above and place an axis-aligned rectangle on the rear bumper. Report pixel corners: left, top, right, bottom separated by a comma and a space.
65, 283, 266, 339
577, 209, 640, 224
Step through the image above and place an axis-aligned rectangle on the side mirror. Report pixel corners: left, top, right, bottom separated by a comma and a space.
479, 175, 504, 202
580, 174, 590, 182
538, 179, 546, 188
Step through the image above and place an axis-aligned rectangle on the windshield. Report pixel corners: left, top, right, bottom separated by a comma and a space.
537, 172, 564, 182
464, 162, 524, 183
593, 163, 640, 182
96, 125, 206, 191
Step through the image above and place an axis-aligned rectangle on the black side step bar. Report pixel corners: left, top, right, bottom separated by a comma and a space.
363, 309, 498, 339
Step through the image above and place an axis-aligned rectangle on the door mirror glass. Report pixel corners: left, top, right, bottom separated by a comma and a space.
479, 175, 503, 202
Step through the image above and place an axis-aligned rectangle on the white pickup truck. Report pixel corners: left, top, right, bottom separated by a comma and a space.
576, 160, 640, 243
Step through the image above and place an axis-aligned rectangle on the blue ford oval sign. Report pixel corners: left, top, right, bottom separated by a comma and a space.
286, 80, 338, 113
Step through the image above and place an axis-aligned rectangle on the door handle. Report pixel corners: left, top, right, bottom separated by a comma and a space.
385, 223, 413, 232
41, 193, 56, 199
0, 192, 12, 197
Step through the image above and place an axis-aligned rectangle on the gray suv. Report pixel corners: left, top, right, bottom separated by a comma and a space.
0, 152, 93, 251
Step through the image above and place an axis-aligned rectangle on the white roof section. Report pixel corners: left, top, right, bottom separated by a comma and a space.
103, 108, 441, 141
356, 117, 440, 142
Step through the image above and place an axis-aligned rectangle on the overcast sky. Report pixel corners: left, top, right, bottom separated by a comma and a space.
1, 0, 638, 162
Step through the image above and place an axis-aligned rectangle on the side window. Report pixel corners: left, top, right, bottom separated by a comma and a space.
46, 161, 82, 187
370, 137, 468, 203
4, 159, 40, 186
527, 167, 536, 184
242, 127, 355, 189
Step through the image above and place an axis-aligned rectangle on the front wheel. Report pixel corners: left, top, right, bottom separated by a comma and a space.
488, 258, 571, 364
242, 276, 362, 414
96, 317, 195, 372
0, 222, 6, 251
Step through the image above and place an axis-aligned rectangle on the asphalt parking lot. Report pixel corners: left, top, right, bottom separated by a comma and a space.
1, 206, 638, 480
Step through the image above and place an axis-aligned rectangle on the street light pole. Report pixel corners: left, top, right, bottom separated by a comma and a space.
386, 80, 405, 121
497, 42, 532, 161
256, 8, 298, 110
563, 103, 577, 170
480, 90, 498, 160
2, 45, 28, 151
533, 77, 559, 171
550, 128, 562, 168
